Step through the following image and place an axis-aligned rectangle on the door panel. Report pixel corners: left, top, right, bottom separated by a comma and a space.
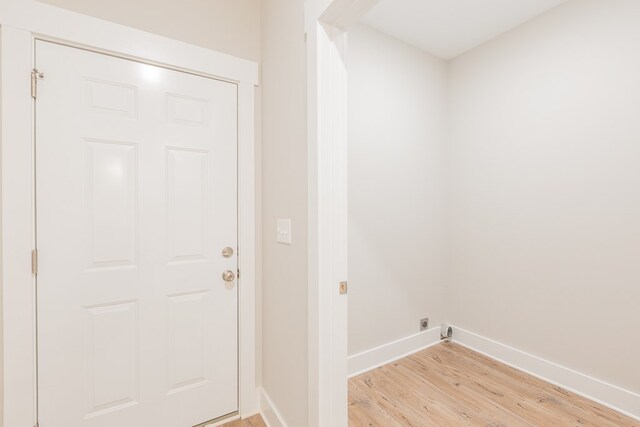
84, 139, 138, 269
36, 40, 238, 427
83, 301, 139, 418
167, 147, 208, 262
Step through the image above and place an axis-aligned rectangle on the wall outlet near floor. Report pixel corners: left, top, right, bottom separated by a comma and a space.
420, 317, 429, 331
441, 324, 453, 342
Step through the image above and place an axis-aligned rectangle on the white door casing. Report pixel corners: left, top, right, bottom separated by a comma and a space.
36, 40, 238, 426
306, 1, 378, 426
1, 5, 258, 425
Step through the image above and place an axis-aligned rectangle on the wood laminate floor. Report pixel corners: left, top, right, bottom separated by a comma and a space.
349, 342, 640, 426
220, 414, 266, 427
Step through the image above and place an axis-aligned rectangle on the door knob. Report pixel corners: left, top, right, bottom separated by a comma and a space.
222, 270, 236, 282
221, 247, 234, 258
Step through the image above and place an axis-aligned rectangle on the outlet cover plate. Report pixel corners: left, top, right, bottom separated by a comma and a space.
420, 317, 429, 331
277, 219, 292, 245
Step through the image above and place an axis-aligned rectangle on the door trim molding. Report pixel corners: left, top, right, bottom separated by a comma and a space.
0, 3, 259, 425
0, 0, 257, 85
305, 1, 378, 425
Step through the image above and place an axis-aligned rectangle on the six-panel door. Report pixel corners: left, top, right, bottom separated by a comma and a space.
35, 40, 238, 427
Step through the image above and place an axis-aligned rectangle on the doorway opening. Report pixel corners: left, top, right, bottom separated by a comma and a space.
310, 0, 640, 425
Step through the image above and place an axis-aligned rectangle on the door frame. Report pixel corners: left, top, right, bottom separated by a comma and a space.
305, 0, 378, 425
0, 2, 259, 426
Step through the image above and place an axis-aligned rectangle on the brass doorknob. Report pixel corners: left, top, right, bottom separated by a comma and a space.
222, 270, 236, 282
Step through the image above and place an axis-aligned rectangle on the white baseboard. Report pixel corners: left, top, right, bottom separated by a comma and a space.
452, 326, 640, 422
206, 414, 240, 427
348, 327, 442, 378
259, 387, 288, 427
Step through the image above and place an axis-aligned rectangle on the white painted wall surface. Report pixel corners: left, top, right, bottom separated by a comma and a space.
261, 0, 309, 425
36, 0, 261, 62
348, 25, 449, 356
449, 0, 640, 394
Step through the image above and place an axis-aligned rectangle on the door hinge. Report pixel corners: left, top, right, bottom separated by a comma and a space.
31, 69, 44, 99
31, 249, 38, 275
237, 268, 240, 279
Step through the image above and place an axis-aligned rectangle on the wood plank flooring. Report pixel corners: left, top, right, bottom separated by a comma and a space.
220, 414, 266, 427
349, 342, 640, 426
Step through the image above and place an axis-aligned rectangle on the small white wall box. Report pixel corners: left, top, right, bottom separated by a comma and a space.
277, 219, 292, 244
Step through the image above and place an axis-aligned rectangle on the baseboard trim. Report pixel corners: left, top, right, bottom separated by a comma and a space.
348, 327, 442, 378
206, 413, 240, 427
259, 387, 288, 427
452, 326, 640, 422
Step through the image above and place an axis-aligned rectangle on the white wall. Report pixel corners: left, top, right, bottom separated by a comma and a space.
348, 25, 449, 356
449, 0, 640, 394
261, 0, 309, 425
36, 0, 261, 62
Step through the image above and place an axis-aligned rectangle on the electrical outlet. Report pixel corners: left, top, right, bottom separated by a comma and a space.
420, 317, 429, 331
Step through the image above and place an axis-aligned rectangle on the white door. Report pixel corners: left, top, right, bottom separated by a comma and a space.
36, 40, 238, 427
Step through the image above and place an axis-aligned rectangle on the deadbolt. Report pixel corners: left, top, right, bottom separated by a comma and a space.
222, 270, 236, 282
221, 247, 234, 258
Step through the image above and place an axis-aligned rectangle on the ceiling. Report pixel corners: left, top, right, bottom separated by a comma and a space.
361, 0, 570, 60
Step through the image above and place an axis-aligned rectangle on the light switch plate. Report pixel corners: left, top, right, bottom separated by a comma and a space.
277, 219, 292, 245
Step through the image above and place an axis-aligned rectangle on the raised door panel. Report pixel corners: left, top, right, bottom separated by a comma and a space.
167, 291, 209, 394
166, 147, 209, 263
84, 139, 138, 270
83, 301, 139, 418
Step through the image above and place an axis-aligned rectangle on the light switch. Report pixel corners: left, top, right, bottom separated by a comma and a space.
277, 219, 292, 245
